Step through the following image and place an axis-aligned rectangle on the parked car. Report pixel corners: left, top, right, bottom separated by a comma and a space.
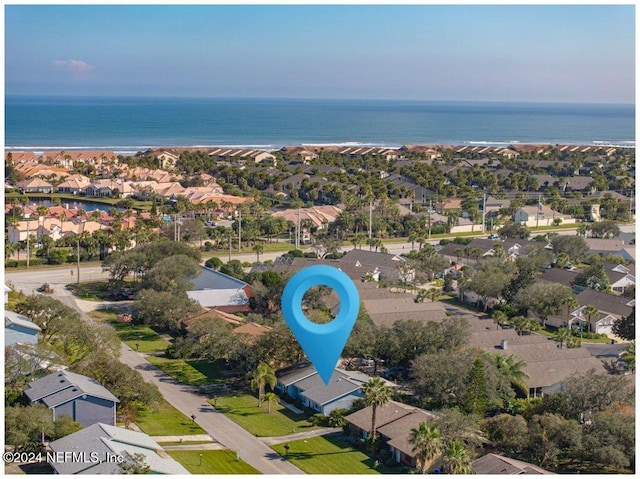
488, 234, 500, 240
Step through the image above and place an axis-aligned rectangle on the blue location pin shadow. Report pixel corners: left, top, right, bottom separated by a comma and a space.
281, 265, 360, 385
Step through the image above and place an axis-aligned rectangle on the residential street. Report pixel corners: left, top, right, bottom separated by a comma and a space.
5, 267, 305, 475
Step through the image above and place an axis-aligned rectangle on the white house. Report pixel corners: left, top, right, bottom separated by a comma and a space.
513, 205, 575, 228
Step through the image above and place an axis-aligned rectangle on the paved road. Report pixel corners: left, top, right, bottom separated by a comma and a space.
5, 267, 305, 475
118, 345, 305, 474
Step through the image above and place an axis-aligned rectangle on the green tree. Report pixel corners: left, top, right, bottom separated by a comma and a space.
52, 415, 83, 440
527, 413, 581, 468
463, 358, 489, 416
515, 282, 576, 327
248, 363, 277, 407
362, 376, 393, 438
119, 453, 151, 474
252, 243, 265, 262
612, 308, 635, 340
263, 392, 279, 414
442, 440, 474, 474
482, 413, 529, 456
572, 264, 611, 292
408, 422, 443, 474
619, 341, 635, 372
494, 354, 529, 398
491, 310, 508, 330
553, 327, 572, 349
5, 404, 54, 447
550, 235, 589, 263
498, 221, 530, 240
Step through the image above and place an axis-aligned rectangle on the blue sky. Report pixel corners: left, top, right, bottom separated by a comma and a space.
4, 5, 635, 103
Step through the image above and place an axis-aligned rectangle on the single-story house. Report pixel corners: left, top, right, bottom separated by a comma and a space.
568, 289, 635, 335
48, 422, 189, 474
568, 305, 617, 335
23, 371, 119, 427
472, 453, 553, 474
17, 177, 54, 194
275, 364, 372, 415
5, 310, 41, 347
584, 239, 634, 261
345, 400, 438, 468
596, 261, 635, 294
469, 329, 607, 398
187, 266, 252, 313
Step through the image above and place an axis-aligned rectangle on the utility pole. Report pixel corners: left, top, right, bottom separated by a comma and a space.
76, 239, 81, 284
536, 193, 541, 229
228, 236, 232, 262
482, 192, 486, 233
428, 198, 432, 239
25, 214, 30, 269
296, 206, 300, 249
238, 208, 242, 252
368, 200, 373, 240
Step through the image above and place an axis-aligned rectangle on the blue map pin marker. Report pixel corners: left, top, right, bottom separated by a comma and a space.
281, 265, 360, 385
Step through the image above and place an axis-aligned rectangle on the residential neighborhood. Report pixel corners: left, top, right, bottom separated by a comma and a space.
4, 143, 636, 475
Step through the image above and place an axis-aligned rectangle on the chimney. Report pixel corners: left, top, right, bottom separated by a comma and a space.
500, 340, 507, 350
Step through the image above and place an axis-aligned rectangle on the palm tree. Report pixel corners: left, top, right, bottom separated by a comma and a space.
252, 244, 264, 262
247, 363, 276, 408
408, 422, 443, 474
494, 354, 529, 398
362, 377, 393, 438
442, 440, 474, 475
491, 310, 508, 330
263, 392, 279, 414
509, 316, 529, 336
554, 326, 572, 349
581, 305, 600, 333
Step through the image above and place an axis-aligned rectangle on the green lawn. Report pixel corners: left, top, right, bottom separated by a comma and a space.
167, 450, 260, 474
211, 393, 317, 437
135, 398, 205, 436
272, 435, 396, 474
146, 355, 226, 386
111, 322, 171, 354
87, 308, 117, 323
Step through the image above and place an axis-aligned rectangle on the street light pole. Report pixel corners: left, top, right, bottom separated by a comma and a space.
25, 213, 31, 269
77, 239, 81, 284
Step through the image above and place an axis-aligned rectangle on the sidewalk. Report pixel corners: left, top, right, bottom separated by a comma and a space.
260, 427, 342, 446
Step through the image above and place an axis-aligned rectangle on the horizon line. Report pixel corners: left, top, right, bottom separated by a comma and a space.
4, 93, 635, 107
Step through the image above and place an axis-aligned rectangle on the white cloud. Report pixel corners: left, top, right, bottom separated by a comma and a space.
52, 59, 95, 76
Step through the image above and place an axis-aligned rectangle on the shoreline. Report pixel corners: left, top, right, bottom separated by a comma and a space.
4, 139, 636, 156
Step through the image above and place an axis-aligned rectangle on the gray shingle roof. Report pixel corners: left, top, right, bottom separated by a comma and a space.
345, 400, 414, 432
472, 453, 554, 475
48, 423, 189, 475
24, 371, 119, 405
5, 310, 41, 332
576, 289, 634, 318
190, 266, 248, 290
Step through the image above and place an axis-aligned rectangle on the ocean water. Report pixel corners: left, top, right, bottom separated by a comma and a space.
4, 96, 635, 153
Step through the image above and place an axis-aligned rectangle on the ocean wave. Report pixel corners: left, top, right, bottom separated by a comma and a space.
301, 142, 401, 149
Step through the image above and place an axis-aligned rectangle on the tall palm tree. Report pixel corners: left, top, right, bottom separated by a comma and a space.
408, 422, 443, 474
247, 363, 276, 408
581, 305, 600, 333
363, 377, 393, 438
442, 440, 474, 475
263, 392, 279, 414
